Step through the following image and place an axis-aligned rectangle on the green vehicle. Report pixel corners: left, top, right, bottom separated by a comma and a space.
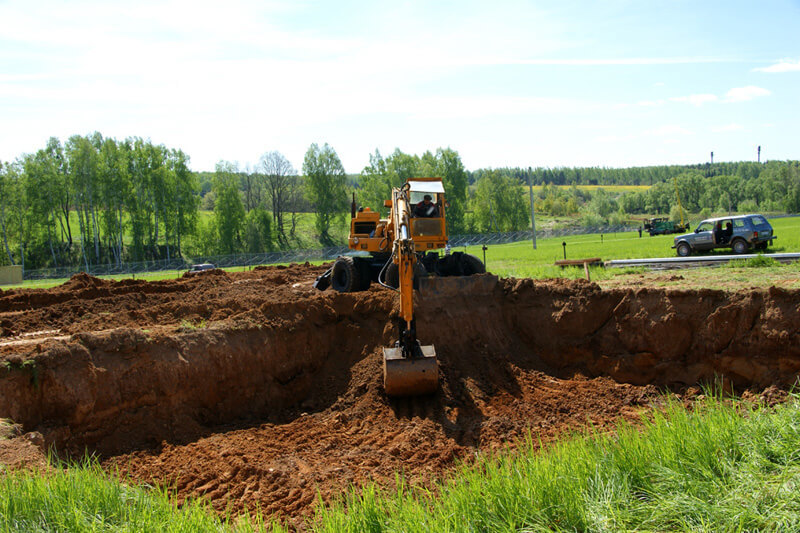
644, 217, 690, 236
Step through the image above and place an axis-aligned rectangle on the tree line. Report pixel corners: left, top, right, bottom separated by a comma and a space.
530, 161, 800, 226
1, 132, 798, 270
0, 134, 197, 270
472, 161, 770, 187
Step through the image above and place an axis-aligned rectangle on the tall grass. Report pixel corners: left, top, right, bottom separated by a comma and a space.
0, 459, 281, 532
313, 394, 800, 532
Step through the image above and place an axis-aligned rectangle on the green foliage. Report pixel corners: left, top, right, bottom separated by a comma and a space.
243, 207, 273, 253
471, 169, 529, 232
726, 254, 780, 269
0, 134, 202, 269
213, 162, 246, 254
669, 203, 688, 223
579, 210, 605, 227
303, 143, 348, 245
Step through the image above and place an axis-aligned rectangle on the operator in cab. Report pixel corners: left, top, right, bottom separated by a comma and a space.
413, 194, 439, 218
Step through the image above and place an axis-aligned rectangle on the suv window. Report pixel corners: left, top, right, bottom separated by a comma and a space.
697, 222, 714, 232
733, 219, 746, 228
750, 216, 767, 226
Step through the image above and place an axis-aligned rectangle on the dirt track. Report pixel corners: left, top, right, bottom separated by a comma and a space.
1, 266, 799, 525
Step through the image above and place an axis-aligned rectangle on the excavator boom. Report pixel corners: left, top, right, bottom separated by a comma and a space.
382, 185, 438, 396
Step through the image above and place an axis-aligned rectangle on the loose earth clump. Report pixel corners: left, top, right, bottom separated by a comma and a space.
1, 265, 799, 525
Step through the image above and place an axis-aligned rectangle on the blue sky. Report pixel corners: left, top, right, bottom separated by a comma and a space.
1, 0, 798, 173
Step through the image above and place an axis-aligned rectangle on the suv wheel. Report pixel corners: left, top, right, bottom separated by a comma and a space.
732, 239, 749, 254
676, 242, 691, 257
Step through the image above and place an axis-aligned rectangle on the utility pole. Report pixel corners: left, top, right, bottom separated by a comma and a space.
528, 166, 536, 249
758, 145, 761, 163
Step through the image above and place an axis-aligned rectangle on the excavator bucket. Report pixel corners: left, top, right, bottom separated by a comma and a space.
383, 345, 438, 396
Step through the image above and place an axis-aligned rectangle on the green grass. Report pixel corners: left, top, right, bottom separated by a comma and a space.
465, 215, 800, 280
0, 459, 282, 532
313, 393, 800, 532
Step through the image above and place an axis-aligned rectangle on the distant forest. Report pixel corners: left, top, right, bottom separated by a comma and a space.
0, 133, 798, 270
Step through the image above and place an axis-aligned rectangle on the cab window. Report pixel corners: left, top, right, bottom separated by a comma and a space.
733, 219, 746, 228
409, 191, 439, 207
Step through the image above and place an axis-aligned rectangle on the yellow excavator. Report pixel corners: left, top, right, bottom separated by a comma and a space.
314, 177, 485, 396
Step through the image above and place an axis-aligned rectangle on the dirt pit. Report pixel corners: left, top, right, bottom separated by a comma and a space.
1, 266, 799, 525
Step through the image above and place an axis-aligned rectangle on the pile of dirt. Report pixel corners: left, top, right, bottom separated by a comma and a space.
0, 264, 328, 338
1, 266, 799, 525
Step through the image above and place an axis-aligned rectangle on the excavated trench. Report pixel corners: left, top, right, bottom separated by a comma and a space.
3, 273, 799, 455
1, 269, 799, 520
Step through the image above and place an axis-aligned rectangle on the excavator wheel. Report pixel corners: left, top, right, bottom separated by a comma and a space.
384, 262, 427, 290
435, 252, 485, 276
331, 256, 361, 292
355, 257, 372, 290
460, 253, 486, 275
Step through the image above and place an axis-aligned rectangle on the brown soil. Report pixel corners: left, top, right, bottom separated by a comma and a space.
1, 266, 799, 527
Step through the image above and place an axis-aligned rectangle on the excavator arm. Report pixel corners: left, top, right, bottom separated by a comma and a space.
382, 185, 438, 395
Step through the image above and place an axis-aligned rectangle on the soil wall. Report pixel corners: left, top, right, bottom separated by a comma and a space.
2, 274, 799, 457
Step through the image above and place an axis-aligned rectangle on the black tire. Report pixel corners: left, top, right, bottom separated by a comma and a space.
384, 262, 426, 289
353, 257, 372, 290
331, 256, 361, 292
384, 262, 399, 289
732, 239, 749, 254
676, 242, 692, 257
434, 252, 458, 276
460, 253, 486, 275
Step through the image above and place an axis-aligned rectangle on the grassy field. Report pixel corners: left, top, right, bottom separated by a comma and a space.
5, 395, 800, 531
465, 215, 800, 281
4, 216, 799, 291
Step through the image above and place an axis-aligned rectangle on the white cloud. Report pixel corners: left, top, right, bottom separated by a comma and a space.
499, 56, 736, 66
711, 124, 745, 133
724, 86, 771, 102
669, 94, 718, 106
753, 59, 800, 73
646, 125, 694, 137
635, 99, 666, 107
